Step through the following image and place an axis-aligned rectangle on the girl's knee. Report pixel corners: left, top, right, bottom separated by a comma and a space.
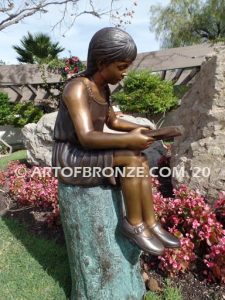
130, 155, 143, 166
113, 150, 148, 167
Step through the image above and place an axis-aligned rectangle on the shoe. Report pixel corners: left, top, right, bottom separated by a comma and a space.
120, 218, 165, 256
148, 222, 181, 248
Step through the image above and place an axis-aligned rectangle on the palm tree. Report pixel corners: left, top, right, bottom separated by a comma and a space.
13, 32, 65, 64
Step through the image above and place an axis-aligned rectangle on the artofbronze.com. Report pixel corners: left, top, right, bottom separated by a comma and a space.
14, 165, 211, 179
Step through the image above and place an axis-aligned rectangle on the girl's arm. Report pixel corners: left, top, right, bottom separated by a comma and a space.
63, 79, 154, 150
106, 106, 152, 132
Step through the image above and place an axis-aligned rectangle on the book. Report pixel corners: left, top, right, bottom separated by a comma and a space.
143, 125, 184, 140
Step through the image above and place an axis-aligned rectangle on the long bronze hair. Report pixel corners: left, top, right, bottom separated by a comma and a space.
85, 27, 137, 76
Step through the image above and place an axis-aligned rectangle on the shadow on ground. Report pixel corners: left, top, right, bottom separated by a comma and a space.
1, 216, 71, 298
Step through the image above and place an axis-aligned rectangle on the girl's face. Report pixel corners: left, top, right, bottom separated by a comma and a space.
99, 60, 132, 85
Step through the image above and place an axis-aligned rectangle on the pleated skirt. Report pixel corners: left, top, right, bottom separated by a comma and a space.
52, 141, 117, 186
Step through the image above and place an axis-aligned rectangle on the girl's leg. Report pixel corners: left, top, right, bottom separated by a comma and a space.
113, 150, 180, 250
113, 150, 156, 226
113, 149, 165, 255
140, 155, 156, 227
113, 150, 144, 225
140, 154, 181, 248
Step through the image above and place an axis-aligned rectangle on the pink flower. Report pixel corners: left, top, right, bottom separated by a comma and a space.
208, 217, 214, 226
219, 191, 225, 199
172, 262, 178, 268
72, 56, 79, 62
192, 219, 200, 229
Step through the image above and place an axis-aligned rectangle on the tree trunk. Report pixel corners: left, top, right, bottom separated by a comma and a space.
58, 182, 145, 300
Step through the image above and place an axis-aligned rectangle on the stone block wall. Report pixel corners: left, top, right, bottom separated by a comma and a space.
171, 46, 225, 203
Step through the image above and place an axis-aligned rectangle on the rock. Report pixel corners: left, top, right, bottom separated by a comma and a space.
58, 183, 145, 300
147, 277, 162, 293
171, 45, 225, 203
118, 114, 156, 130
142, 141, 167, 169
141, 271, 149, 283
22, 112, 57, 166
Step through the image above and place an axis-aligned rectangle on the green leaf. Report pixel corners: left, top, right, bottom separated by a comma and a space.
112, 70, 178, 115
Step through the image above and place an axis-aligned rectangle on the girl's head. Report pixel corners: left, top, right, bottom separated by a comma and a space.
86, 27, 137, 75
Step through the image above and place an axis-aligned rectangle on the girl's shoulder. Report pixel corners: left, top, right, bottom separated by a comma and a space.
63, 76, 89, 92
62, 77, 90, 105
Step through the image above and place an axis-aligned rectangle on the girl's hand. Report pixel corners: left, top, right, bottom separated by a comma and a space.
127, 127, 155, 150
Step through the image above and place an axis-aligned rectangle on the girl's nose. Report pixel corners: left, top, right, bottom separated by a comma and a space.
122, 72, 128, 78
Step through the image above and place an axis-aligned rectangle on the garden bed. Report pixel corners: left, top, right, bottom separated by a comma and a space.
0, 190, 64, 245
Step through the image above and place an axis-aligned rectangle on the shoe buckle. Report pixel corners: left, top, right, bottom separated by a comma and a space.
133, 223, 145, 234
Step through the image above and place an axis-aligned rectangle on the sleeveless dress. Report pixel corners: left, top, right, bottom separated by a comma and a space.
52, 77, 117, 187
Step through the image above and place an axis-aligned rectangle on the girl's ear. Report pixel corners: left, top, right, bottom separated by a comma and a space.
97, 60, 109, 71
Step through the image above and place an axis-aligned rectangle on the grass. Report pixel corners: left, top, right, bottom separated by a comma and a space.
0, 150, 27, 170
0, 217, 71, 300
144, 279, 183, 300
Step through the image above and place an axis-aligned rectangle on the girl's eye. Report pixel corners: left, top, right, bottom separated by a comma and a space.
118, 66, 127, 71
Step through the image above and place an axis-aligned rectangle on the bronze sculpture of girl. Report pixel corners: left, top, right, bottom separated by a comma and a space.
52, 27, 180, 255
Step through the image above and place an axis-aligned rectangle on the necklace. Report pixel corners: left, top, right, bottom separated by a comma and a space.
84, 77, 108, 105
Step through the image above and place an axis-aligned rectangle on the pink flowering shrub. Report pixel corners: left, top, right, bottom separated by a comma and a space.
150, 182, 225, 284
158, 235, 196, 276
62, 56, 85, 79
1, 161, 59, 226
204, 237, 225, 284
0, 170, 5, 186
214, 191, 225, 227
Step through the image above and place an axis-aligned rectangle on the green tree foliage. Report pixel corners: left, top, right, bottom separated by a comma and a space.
13, 32, 64, 64
0, 92, 12, 123
150, 0, 225, 48
0, 92, 43, 127
112, 71, 178, 115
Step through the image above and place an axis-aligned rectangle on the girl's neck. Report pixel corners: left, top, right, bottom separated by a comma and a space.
90, 71, 107, 89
